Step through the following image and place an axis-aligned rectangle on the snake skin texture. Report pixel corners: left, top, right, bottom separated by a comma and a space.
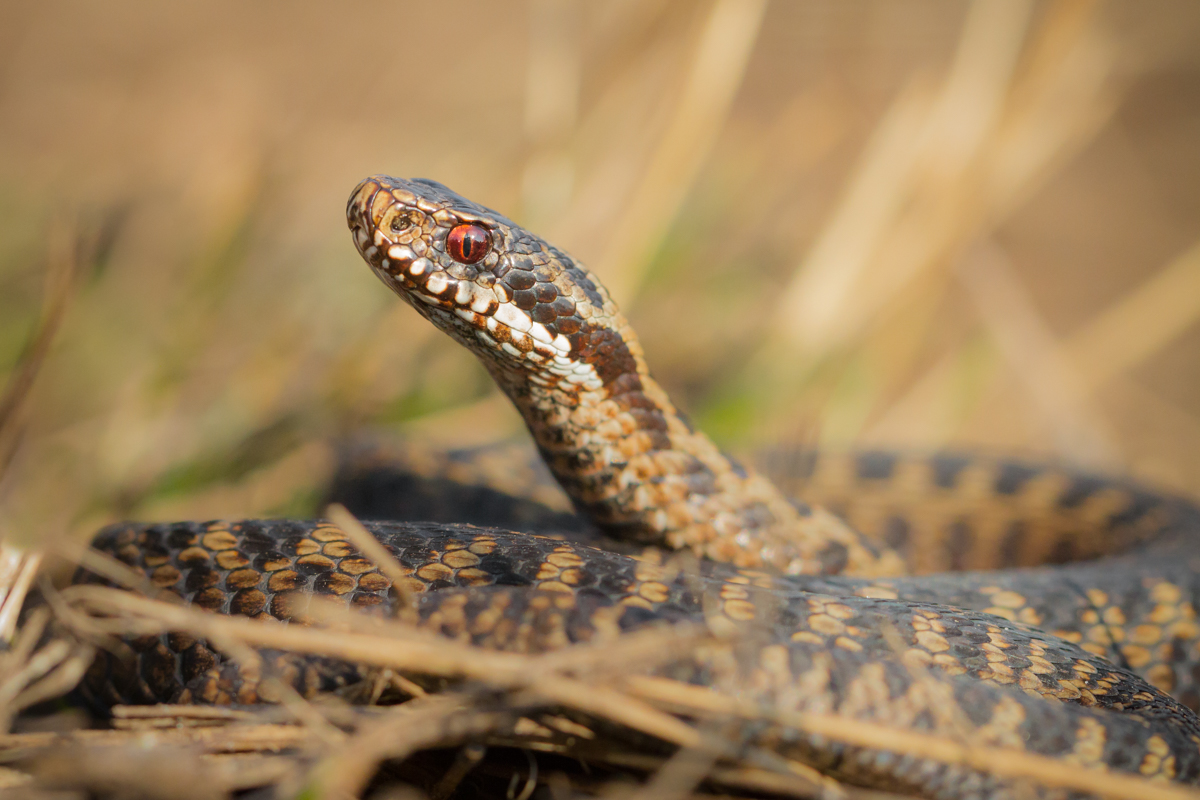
83, 519, 1200, 799
346, 177, 902, 578
75, 177, 1200, 798
330, 442, 1200, 713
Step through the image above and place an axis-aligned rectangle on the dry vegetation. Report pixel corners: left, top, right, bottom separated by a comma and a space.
0, 0, 1199, 797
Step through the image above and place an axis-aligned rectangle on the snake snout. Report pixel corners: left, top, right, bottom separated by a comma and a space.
346, 179, 385, 258
346, 177, 382, 225
346, 176, 424, 266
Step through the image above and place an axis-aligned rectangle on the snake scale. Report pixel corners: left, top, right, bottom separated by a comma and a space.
77, 176, 1200, 799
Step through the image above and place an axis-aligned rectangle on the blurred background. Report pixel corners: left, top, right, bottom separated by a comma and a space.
1, 0, 1199, 545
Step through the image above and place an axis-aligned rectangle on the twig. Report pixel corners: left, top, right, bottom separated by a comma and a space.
600, 0, 770, 303
59, 585, 710, 750
54, 538, 172, 601
324, 503, 417, 611
0, 213, 116, 485
0, 548, 41, 645
304, 692, 513, 799
624, 676, 1200, 800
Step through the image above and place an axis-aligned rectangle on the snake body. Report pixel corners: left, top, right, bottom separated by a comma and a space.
77, 176, 1200, 798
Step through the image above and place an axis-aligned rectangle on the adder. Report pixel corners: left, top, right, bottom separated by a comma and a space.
79, 176, 1200, 799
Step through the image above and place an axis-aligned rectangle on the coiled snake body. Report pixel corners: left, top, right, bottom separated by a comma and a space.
80, 177, 1200, 799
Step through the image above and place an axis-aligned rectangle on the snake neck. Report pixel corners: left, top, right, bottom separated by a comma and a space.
484, 312, 900, 577
347, 176, 901, 577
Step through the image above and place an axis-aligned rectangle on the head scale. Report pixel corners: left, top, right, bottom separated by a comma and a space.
347, 175, 607, 378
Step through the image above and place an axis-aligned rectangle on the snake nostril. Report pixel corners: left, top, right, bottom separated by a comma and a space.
390, 211, 418, 234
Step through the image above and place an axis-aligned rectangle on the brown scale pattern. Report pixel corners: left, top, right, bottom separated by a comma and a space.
330, 440, 1200, 714
346, 176, 901, 578
81, 519, 1200, 798
766, 450, 1200, 713
73, 176, 1200, 797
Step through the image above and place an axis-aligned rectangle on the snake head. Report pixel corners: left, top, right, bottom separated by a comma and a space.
348, 175, 608, 383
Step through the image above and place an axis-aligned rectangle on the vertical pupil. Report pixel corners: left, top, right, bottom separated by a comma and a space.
450, 225, 489, 264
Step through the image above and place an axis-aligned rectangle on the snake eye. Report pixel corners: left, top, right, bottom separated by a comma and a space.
447, 224, 490, 264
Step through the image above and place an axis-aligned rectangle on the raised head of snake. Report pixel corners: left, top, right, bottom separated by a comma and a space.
347, 175, 902, 577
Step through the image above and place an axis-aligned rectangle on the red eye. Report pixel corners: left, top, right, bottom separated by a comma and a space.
447, 224, 490, 264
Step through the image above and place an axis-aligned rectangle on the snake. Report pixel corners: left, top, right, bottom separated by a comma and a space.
75, 176, 1200, 799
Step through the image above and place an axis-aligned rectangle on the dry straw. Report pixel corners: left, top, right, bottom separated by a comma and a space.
0, 568, 1194, 799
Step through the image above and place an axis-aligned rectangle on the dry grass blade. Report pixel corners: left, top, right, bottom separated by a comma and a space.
0, 546, 40, 644
1065, 238, 1200, 394
3, 647, 92, 723
624, 676, 1200, 800
578, 748, 895, 800
304, 693, 514, 799
258, 675, 348, 746
0, 212, 116, 488
0, 606, 94, 732
620, 743, 720, 800
600, 0, 768, 303
58, 579, 1200, 798
325, 503, 417, 610
985, 0, 1117, 216
772, 76, 936, 349
111, 704, 259, 728
521, 0, 581, 225
868, 234, 1200, 453
46, 581, 746, 796
958, 241, 1117, 464
53, 537, 170, 600
754, 0, 1131, 455
59, 584, 710, 749
533, 619, 706, 677
0, 223, 78, 480
0, 722, 316, 760
772, 0, 1035, 353
26, 742, 295, 800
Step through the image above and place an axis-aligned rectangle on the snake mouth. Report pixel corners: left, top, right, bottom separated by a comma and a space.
347, 177, 447, 302
348, 178, 418, 259
345, 172, 583, 379
346, 178, 387, 264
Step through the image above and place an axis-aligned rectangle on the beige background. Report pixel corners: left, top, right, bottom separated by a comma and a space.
1, 0, 1199, 542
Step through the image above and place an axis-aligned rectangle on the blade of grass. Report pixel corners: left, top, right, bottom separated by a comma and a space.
600, 0, 769, 304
